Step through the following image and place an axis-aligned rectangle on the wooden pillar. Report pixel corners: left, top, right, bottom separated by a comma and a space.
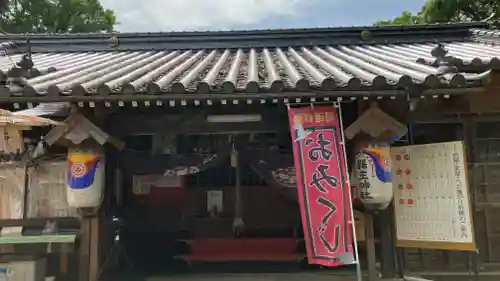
463, 118, 480, 277
365, 213, 379, 281
79, 218, 91, 281
79, 216, 101, 281
379, 207, 396, 278
89, 217, 100, 281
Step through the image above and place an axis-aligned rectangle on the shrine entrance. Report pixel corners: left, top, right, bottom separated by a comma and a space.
118, 133, 310, 274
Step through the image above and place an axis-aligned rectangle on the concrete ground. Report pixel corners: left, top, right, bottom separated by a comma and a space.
413, 274, 500, 281
137, 272, 500, 281
104, 271, 374, 281
101, 264, 500, 281
144, 273, 372, 281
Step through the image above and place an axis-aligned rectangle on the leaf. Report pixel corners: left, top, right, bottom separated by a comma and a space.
0, 0, 8, 14
375, 0, 500, 25
0, 0, 115, 33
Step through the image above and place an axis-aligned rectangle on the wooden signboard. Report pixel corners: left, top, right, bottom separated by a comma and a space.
391, 141, 476, 251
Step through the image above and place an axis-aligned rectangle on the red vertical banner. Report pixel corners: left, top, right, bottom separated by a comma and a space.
288, 106, 354, 267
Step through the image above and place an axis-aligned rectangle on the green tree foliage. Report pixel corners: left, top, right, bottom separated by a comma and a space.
375, 0, 500, 26
0, 0, 116, 33
375, 11, 424, 26
0, 0, 8, 14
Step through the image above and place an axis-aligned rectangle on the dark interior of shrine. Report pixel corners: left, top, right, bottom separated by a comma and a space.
113, 131, 369, 275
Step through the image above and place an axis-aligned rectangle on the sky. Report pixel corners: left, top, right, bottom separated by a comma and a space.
99, 0, 428, 32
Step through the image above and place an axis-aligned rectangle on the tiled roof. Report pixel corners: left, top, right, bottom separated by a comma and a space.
471, 28, 500, 37
0, 23, 496, 99
1, 43, 493, 96
471, 28, 500, 42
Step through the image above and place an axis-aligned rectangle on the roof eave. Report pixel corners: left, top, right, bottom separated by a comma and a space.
0, 87, 484, 104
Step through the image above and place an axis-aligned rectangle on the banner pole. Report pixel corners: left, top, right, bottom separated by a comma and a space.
335, 101, 363, 281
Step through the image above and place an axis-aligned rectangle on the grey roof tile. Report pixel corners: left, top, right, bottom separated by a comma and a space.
0, 43, 491, 97
470, 28, 500, 46
471, 28, 500, 37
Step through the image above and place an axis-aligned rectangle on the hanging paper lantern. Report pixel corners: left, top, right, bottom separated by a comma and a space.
354, 146, 393, 210
66, 148, 105, 208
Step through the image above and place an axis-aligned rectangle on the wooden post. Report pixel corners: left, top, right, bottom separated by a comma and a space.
60, 252, 68, 276
79, 218, 91, 281
379, 207, 396, 278
365, 213, 379, 281
89, 217, 100, 281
